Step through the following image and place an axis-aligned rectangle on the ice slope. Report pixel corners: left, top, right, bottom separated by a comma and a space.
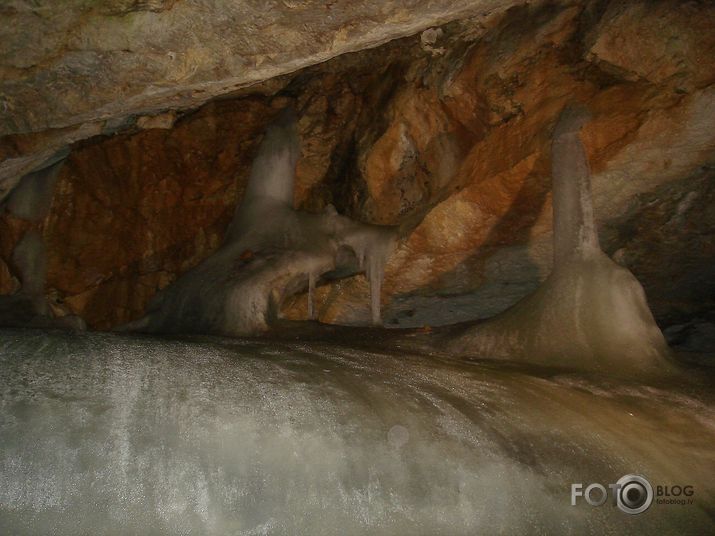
0, 329, 712, 535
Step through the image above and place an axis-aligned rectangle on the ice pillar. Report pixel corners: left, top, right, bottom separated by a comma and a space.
551, 105, 599, 264
447, 103, 674, 376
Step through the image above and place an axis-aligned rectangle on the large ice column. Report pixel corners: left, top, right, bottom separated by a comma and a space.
448, 105, 674, 376
224, 108, 300, 244
129, 108, 396, 336
11, 230, 47, 302
0, 230, 85, 329
0, 231, 48, 324
0, 155, 86, 330
242, 107, 299, 207
5, 160, 63, 221
551, 105, 599, 264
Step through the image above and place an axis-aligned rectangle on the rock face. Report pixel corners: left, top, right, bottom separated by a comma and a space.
0, 0, 514, 195
0, 0, 714, 334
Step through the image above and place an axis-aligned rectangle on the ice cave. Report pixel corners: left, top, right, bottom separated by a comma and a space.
1, 1, 714, 534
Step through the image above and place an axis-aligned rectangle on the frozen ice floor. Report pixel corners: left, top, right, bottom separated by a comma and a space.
0, 329, 713, 535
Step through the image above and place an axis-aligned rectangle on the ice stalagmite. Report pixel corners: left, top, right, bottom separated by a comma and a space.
0, 231, 49, 324
0, 160, 86, 330
127, 108, 395, 336
448, 105, 674, 375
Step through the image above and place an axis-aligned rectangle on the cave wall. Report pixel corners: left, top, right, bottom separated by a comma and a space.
2, 98, 283, 329
288, 0, 715, 328
0, 0, 714, 331
0, 0, 517, 194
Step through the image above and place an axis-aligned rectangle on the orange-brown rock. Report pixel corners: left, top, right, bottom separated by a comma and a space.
283, 1, 715, 328
1, 0, 714, 332
0, 99, 278, 328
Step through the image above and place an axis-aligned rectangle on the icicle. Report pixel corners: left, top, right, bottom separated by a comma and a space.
363, 234, 395, 326
368, 254, 382, 325
307, 272, 316, 320
355, 245, 366, 272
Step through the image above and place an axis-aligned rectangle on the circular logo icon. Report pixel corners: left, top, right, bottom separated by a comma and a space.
616, 474, 653, 515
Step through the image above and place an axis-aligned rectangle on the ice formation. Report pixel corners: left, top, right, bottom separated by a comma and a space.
0, 330, 712, 534
127, 108, 396, 336
5, 160, 63, 221
448, 105, 674, 375
11, 230, 47, 300
0, 230, 85, 330
0, 160, 86, 330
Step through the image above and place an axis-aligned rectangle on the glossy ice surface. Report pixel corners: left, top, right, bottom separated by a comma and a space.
0, 329, 713, 535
